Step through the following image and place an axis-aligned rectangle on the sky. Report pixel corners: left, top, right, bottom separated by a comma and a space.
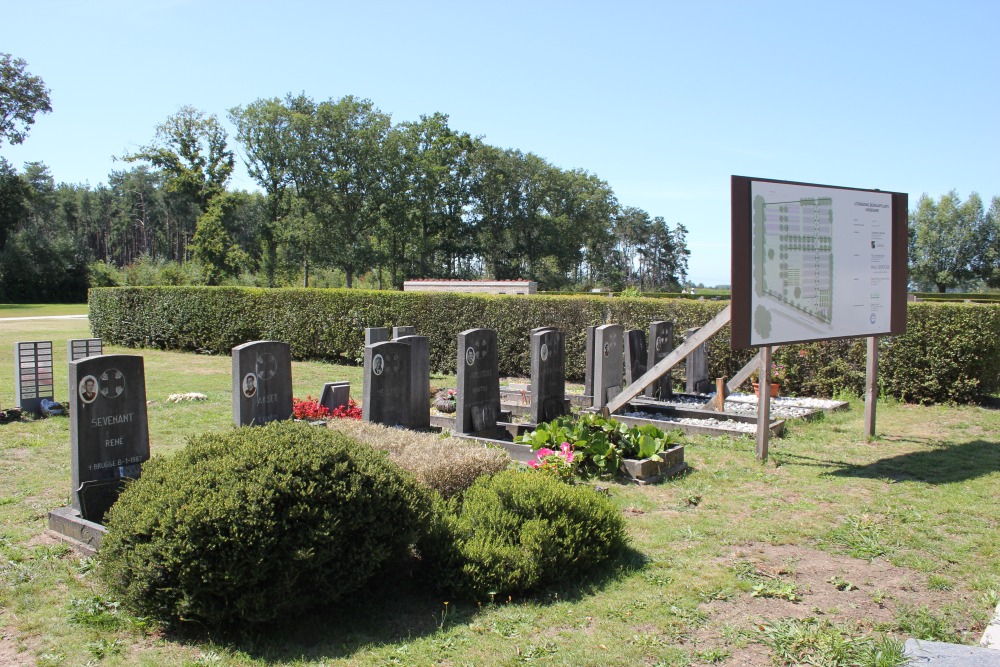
2, 0, 998, 287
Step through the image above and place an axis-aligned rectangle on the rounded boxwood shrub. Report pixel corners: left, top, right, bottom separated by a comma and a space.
420, 469, 628, 599
99, 421, 430, 627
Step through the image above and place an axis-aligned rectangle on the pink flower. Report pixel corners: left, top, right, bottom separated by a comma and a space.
537, 447, 555, 458
560, 442, 575, 463
527, 460, 540, 469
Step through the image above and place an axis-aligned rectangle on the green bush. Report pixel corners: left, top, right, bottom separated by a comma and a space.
419, 469, 627, 599
99, 421, 430, 628
89, 287, 1000, 403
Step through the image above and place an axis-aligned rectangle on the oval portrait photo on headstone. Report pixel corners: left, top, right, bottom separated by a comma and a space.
99, 369, 125, 398
603, 342, 610, 357
656, 336, 665, 352
78, 375, 99, 404
465, 346, 476, 367
540, 343, 549, 361
242, 372, 257, 398
373, 354, 385, 376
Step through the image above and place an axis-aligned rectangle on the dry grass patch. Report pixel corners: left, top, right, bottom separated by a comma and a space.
329, 420, 511, 498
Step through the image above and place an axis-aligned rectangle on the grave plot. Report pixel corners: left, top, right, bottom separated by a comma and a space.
643, 391, 849, 421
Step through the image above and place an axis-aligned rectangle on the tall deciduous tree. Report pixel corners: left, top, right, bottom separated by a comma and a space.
909, 190, 984, 292
0, 53, 51, 148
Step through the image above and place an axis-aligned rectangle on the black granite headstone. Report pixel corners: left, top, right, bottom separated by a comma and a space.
684, 327, 710, 394
362, 341, 411, 426
319, 381, 350, 413
365, 328, 389, 346
645, 321, 675, 399
396, 335, 430, 429
530, 329, 566, 424
592, 324, 624, 409
232, 341, 294, 426
69, 354, 149, 523
584, 325, 596, 399
15, 340, 54, 415
455, 328, 501, 434
392, 326, 415, 339
625, 329, 647, 386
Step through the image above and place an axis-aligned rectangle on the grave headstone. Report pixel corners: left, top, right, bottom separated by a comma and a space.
592, 324, 624, 409
625, 329, 648, 386
396, 334, 430, 429
232, 341, 294, 426
684, 326, 710, 394
455, 328, 501, 434
530, 329, 566, 424
365, 328, 389, 346
68, 338, 103, 362
584, 325, 596, 398
645, 321, 675, 399
14, 340, 54, 415
362, 340, 411, 426
69, 354, 149, 523
392, 326, 415, 339
319, 381, 350, 413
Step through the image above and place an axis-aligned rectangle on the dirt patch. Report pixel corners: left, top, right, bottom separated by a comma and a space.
0, 631, 35, 667
685, 543, 978, 665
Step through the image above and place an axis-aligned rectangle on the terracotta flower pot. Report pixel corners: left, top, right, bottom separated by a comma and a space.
752, 382, 780, 398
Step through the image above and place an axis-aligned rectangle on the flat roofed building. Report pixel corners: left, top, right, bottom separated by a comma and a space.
403, 279, 537, 295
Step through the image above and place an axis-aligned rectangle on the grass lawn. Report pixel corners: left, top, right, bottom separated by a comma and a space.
1, 316, 998, 666
0, 304, 88, 319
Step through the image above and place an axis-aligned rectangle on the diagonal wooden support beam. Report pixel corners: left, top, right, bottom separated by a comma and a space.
725, 345, 781, 395
606, 305, 731, 414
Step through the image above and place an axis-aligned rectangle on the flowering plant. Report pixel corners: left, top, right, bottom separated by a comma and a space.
293, 397, 332, 421
527, 442, 576, 482
331, 399, 362, 420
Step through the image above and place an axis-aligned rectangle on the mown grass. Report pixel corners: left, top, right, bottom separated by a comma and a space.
0, 304, 88, 318
0, 316, 998, 666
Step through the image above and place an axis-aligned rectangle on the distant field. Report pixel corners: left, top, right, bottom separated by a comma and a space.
0, 303, 88, 318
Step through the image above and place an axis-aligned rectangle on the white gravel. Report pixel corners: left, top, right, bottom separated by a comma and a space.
622, 410, 759, 434
640, 392, 845, 420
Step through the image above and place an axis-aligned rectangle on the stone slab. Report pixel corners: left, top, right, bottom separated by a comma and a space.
47, 506, 106, 556
903, 639, 1000, 666
231, 341, 294, 427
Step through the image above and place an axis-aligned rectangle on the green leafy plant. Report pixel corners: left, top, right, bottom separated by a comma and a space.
516, 413, 683, 479
758, 618, 906, 667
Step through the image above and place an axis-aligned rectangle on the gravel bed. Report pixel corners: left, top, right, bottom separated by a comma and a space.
642, 392, 843, 420
622, 410, 759, 434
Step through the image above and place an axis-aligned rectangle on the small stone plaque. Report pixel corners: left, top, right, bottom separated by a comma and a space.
646, 321, 675, 399
530, 329, 566, 424
396, 335, 430, 429
232, 341, 294, 426
69, 354, 149, 523
68, 338, 103, 362
362, 341, 411, 427
456, 328, 501, 434
319, 381, 350, 413
592, 324, 624, 409
15, 340, 54, 415
625, 329, 647, 386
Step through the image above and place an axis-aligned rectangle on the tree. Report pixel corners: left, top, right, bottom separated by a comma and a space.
124, 106, 234, 211
0, 53, 52, 148
909, 191, 984, 292
229, 95, 302, 286
975, 196, 1000, 289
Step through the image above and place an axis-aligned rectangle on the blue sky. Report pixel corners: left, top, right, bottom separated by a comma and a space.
2, 0, 998, 286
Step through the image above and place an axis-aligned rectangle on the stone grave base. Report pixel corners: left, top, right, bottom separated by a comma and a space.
611, 399, 785, 437
47, 506, 106, 556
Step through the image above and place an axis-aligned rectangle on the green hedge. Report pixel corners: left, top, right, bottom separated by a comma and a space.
89, 287, 1000, 403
